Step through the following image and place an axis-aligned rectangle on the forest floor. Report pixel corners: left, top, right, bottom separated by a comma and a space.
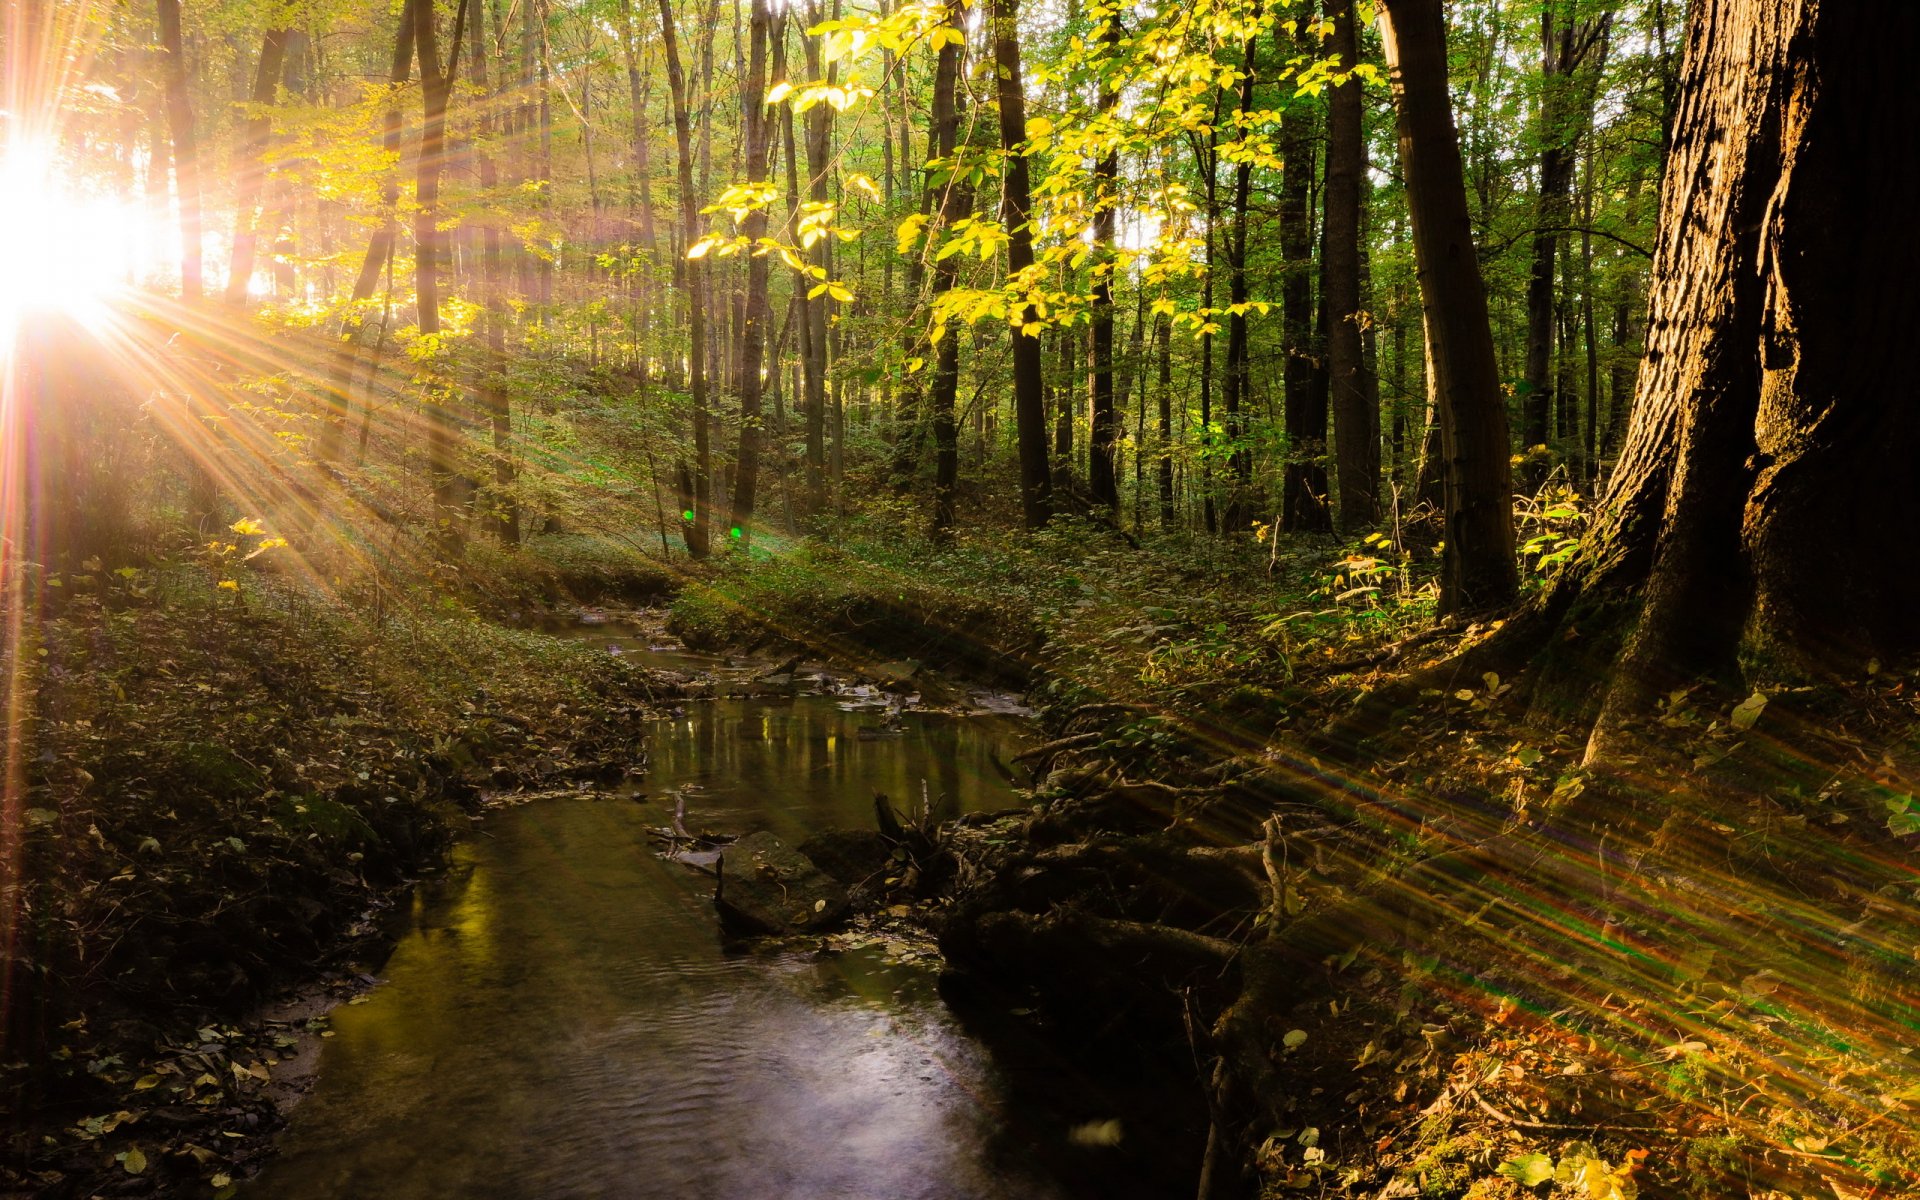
8, 498, 1920, 1199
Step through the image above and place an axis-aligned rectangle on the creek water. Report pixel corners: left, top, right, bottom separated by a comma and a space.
247, 624, 1143, 1199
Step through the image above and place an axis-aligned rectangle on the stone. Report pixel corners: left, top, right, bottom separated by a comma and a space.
798, 829, 895, 887
714, 831, 851, 935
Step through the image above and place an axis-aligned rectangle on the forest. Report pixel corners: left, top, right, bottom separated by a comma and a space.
0, 0, 1915, 1196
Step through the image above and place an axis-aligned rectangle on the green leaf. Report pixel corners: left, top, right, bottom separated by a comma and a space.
1498, 1152, 1555, 1188
120, 1146, 147, 1175
1729, 690, 1768, 731
1282, 1028, 1308, 1049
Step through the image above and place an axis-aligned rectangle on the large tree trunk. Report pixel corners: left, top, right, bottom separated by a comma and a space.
1538, 0, 1920, 758
726, 0, 774, 546
991, 0, 1053, 529
1379, 0, 1518, 614
1323, 0, 1374, 532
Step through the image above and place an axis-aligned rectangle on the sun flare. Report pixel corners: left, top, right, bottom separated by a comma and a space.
0, 138, 160, 340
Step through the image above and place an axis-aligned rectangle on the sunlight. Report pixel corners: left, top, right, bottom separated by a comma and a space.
0, 138, 156, 341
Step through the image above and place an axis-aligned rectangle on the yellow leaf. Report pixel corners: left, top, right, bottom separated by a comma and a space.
765, 80, 794, 104
686, 238, 715, 259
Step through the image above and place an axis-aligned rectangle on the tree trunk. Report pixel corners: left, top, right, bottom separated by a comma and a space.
1085, 12, 1122, 514
472, 0, 517, 543
415, 0, 468, 550
1520, 5, 1610, 464
318, 0, 415, 464
1485, 0, 1920, 761
1278, 18, 1328, 534
1380, 0, 1518, 614
727, 0, 774, 546
991, 0, 1052, 529
1156, 313, 1175, 529
1323, 0, 1374, 531
224, 28, 291, 305
800, 1, 835, 514
926, 0, 969, 534
659, 0, 711, 557
1219, 25, 1257, 535
154, 0, 202, 302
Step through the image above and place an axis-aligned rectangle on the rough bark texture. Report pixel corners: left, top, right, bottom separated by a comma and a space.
1380, 0, 1518, 614
1450, 0, 1920, 761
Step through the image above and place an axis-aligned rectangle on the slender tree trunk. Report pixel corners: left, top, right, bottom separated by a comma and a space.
1323, 0, 1374, 530
800, 2, 835, 512
472, 0, 516, 543
154, 0, 201, 302
1380, 0, 1519, 613
659, 0, 711, 557
926, 0, 969, 533
415, 0, 469, 550
727, 0, 774, 545
1278, 63, 1326, 532
992, 0, 1052, 528
319, 0, 416, 465
1156, 313, 1175, 529
1520, 5, 1610, 463
224, 28, 290, 305
1086, 11, 1122, 513
1219, 24, 1258, 534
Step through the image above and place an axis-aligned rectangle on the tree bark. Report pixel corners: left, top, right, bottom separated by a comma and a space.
659, 0, 711, 557
991, 0, 1053, 529
1219, 24, 1257, 535
1323, 0, 1374, 531
224, 28, 291, 305
727, 0, 774, 546
926, 0, 970, 534
154, 0, 201, 302
1278, 20, 1327, 533
318, 0, 416, 464
1086, 12, 1122, 514
1380, 0, 1518, 614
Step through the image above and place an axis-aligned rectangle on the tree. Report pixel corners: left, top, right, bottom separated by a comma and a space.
1379, 0, 1518, 614
659, 0, 712, 558
154, 0, 201, 302
1277, 15, 1327, 534
726, 0, 773, 545
1518, 1, 1611, 464
1322, 0, 1374, 532
1505, 0, 1920, 757
224, 27, 290, 305
990, 0, 1052, 529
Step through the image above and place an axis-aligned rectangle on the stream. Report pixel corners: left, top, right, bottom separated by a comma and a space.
246, 620, 1145, 1199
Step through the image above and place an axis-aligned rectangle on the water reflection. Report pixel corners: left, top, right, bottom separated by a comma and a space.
250, 710, 1073, 1199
